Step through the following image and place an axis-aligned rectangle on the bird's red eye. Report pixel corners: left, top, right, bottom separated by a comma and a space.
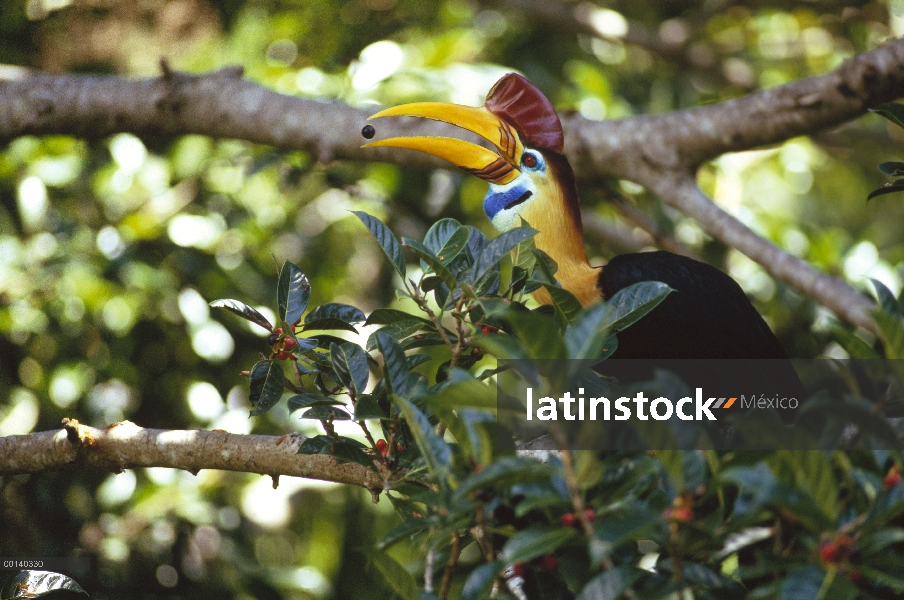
522, 153, 538, 168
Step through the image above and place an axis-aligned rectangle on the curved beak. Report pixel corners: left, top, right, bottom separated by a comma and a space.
362, 102, 523, 185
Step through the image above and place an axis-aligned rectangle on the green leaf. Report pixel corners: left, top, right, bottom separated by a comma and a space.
500, 526, 576, 563
872, 279, 901, 316
854, 566, 904, 593
402, 237, 458, 290
471, 226, 538, 282
369, 551, 420, 600
401, 333, 447, 350
453, 409, 496, 466
367, 320, 428, 352
423, 218, 462, 253
297, 434, 332, 453
780, 566, 828, 600
353, 211, 406, 278
473, 269, 500, 297
378, 518, 433, 550
297, 435, 372, 468
530, 248, 558, 282
721, 463, 776, 518
287, 392, 344, 412
277, 260, 311, 326
249, 360, 285, 416
503, 311, 566, 359
304, 303, 366, 324
867, 182, 904, 201
301, 318, 359, 333
565, 303, 615, 359
591, 507, 658, 559
873, 310, 904, 359
209, 299, 273, 332
511, 231, 537, 270
406, 354, 432, 370
680, 563, 741, 590
460, 561, 503, 600
293, 335, 320, 353
466, 227, 490, 258
828, 322, 881, 359
420, 275, 444, 292
425, 370, 496, 410
392, 394, 453, 483
456, 456, 554, 498
353, 394, 386, 420
870, 102, 904, 129
859, 528, 904, 556
579, 567, 641, 600
878, 161, 904, 177
770, 450, 838, 523
865, 479, 904, 532
376, 332, 411, 398
299, 405, 351, 420
472, 331, 530, 360
601, 281, 674, 333
365, 308, 433, 327
541, 283, 583, 324
330, 342, 369, 396
424, 219, 470, 265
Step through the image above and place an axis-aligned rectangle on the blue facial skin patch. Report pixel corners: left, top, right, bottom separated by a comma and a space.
484, 185, 533, 220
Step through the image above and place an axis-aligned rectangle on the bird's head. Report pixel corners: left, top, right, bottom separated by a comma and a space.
363, 73, 600, 305
362, 73, 581, 238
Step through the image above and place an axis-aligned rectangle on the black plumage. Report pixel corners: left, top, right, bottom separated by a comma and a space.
600, 251, 788, 360
598, 251, 807, 405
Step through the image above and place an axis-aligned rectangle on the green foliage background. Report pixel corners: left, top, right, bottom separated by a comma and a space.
2, 1, 904, 598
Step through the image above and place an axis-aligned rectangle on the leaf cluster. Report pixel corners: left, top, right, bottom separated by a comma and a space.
208, 213, 904, 599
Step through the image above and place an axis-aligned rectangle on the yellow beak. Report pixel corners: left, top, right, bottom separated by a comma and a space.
362, 102, 524, 185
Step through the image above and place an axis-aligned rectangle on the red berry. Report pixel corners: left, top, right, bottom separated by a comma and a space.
284, 336, 298, 350
376, 439, 387, 452
584, 508, 596, 523
480, 325, 497, 335
277, 351, 291, 360
664, 506, 693, 522
539, 555, 559, 571
275, 327, 283, 334
512, 563, 527, 578
884, 467, 901, 490
819, 542, 839, 563
847, 569, 862, 582
560, 513, 576, 527
397, 444, 403, 451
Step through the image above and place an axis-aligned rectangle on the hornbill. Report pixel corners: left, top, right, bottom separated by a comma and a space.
362, 74, 800, 381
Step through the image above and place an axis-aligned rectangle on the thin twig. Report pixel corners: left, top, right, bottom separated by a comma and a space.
450, 296, 468, 369
412, 283, 456, 353
439, 531, 462, 599
550, 425, 637, 598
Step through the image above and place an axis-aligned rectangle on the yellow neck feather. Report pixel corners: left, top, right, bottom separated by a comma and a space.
521, 172, 602, 307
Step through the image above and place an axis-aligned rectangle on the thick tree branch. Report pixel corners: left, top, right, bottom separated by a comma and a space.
565, 38, 904, 176
2, 40, 903, 331
0, 64, 463, 168
649, 175, 876, 331
0, 419, 392, 491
